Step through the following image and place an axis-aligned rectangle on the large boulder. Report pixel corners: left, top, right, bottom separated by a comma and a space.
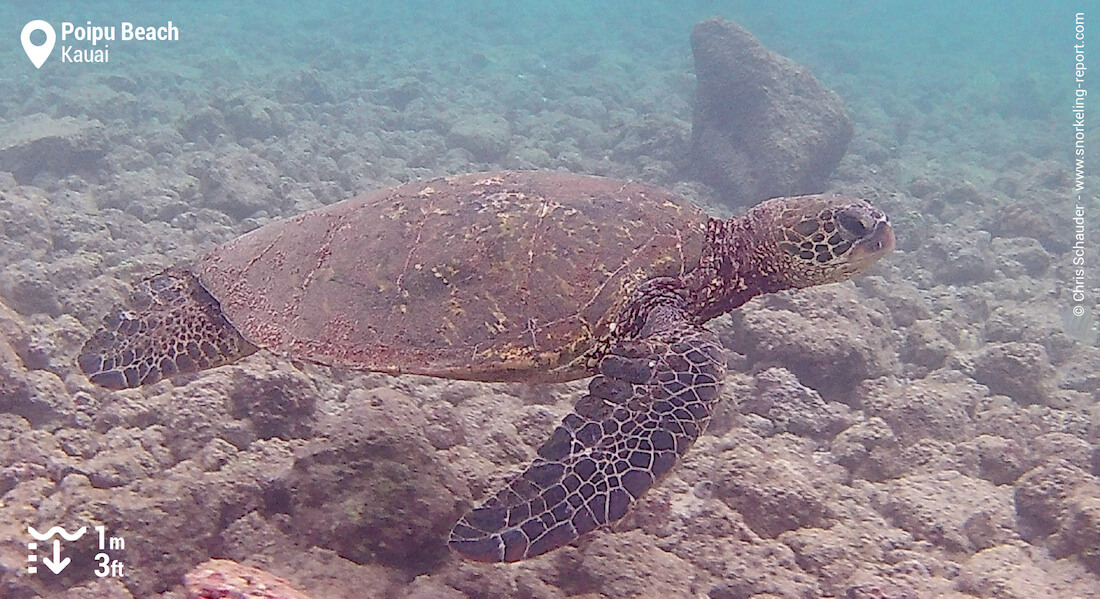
689, 18, 852, 206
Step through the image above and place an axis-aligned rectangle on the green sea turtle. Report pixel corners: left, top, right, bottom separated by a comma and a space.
79, 171, 893, 562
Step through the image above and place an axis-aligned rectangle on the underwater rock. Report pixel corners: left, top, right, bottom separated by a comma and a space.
609, 113, 690, 184
861, 376, 980, 445
0, 329, 32, 421
875, 470, 1016, 553
776, 527, 856, 587
0, 364, 73, 427
227, 367, 318, 440
858, 276, 932, 328
148, 372, 259, 457
689, 18, 852, 206
269, 386, 468, 570
0, 186, 53, 263
712, 430, 837, 539
991, 236, 1052, 278
195, 149, 285, 219
1058, 345, 1100, 399
78, 427, 165, 489
1059, 484, 1100, 573
955, 544, 1073, 598
831, 417, 900, 481
60, 578, 136, 598
219, 513, 401, 599
898, 319, 954, 374
921, 227, 996, 285
403, 578, 469, 599
726, 286, 896, 401
968, 432, 1091, 489
740, 367, 854, 439
971, 341, 1056, 406
983, 305, 1078, 366
445, 114, 511, 162
224, 94, 290, 141
1014, 459, 1086, 540
0, 262, 63, 317
180, 107, 228, 143
98, 165, 202, 223
989, 202, 1061, 252
2, 254, 101, 330
1013, 457, 1100, 566
0, 114, 107, 184
0, 413, 71, 495
544, 532, 701, 598
1014, 459, 1100, 572
277, 70, 335, 105
56, 440, 297, 597
377, 76, 427, 110
184, 558, 313, 599
970, 434, 1031, 486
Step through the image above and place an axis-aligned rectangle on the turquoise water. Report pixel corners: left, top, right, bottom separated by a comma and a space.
1, 2, 1097, 597
1, 1, 1082, 184
0, 2, 1072, 120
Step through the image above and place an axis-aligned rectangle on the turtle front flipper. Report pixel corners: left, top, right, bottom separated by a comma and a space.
449, 318, 726, 562
78, 267, 257, 389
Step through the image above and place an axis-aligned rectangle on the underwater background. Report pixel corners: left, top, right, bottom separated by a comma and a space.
0, 1, 1098, 597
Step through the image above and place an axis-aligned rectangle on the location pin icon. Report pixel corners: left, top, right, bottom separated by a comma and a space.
21, 20, 56, 69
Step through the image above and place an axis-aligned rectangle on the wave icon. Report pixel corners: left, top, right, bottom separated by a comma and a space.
28, 526, 86, 542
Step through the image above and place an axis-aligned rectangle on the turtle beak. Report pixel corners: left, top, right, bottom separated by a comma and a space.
850, 219, 895, 266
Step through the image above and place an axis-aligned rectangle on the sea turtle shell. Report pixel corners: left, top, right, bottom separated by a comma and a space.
196, 171, 708, 383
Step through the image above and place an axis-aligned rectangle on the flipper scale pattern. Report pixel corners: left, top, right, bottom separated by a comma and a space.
78, 267, 255, 389
449, 324, 725, 562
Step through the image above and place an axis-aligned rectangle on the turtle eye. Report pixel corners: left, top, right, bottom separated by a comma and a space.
836, 208, 870, 239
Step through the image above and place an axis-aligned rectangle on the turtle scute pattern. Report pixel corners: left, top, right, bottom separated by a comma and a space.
78, 267, 255, 389
448, 316, 725, 562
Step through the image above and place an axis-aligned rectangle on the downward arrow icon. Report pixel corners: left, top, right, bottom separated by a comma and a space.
41, 540, 69, 574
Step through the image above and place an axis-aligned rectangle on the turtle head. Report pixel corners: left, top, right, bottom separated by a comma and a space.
756, 194, 894, 288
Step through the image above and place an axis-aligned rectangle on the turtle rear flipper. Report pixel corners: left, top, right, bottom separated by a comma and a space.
78, 267, 256, 389
449, 315, 726, 562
